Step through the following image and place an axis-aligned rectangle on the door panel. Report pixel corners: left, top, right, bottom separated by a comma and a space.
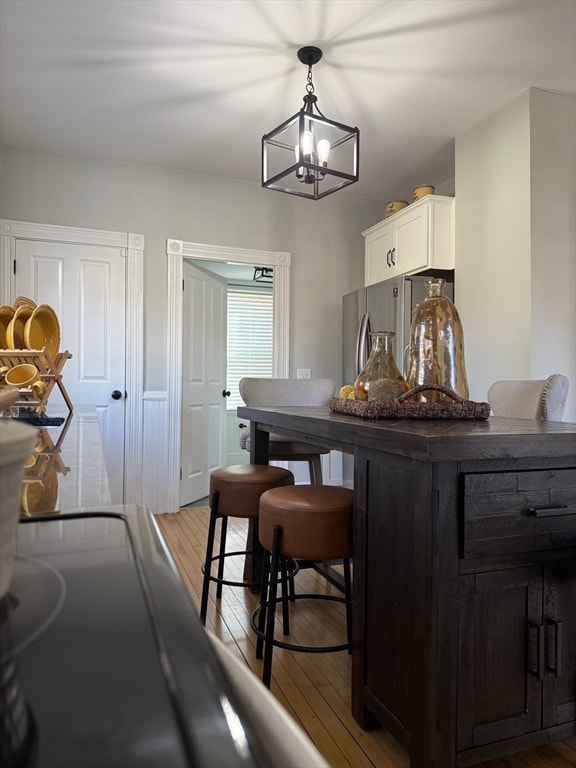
15, 240, 126, 502
543, 561, 576, 727
180, 262, 227, 505
457, 568, 543, 750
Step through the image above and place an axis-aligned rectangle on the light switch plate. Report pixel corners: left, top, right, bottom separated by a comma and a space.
296, 368, 311, 379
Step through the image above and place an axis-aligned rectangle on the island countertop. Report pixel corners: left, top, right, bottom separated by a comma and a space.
237, 405, 576, 462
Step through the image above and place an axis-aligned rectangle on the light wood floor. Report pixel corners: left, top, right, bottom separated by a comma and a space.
156, 508, 576, 768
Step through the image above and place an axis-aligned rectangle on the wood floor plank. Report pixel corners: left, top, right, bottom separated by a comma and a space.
533, 745, 576, 767
156, 508, 575, 768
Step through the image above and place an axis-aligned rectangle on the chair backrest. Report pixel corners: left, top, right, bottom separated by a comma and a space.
239, 377, 335, 407
487, 374, 569, 421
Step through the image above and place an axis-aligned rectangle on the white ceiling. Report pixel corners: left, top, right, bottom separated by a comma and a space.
1, 0, 575, 202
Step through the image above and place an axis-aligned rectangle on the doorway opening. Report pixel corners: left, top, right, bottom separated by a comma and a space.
165, 239, 290, 514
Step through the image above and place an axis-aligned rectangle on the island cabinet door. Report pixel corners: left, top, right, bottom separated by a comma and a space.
542, 560, 576, 728
457, 567, 543, 751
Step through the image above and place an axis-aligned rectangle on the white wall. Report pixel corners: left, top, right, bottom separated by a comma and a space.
455, 88, 576, 421
530, 89, 576, 403
0, 145, 383, 391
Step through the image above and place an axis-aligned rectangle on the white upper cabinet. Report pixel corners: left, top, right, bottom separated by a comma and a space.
363, 196, 455, 285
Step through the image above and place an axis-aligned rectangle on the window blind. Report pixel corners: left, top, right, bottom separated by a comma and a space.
227, 286, 273, 410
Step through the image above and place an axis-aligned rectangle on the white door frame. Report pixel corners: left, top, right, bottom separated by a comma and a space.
0, 218, 144, 504
166, 239, 290, 512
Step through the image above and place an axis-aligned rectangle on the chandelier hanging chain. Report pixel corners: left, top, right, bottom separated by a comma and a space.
306, 65, 314, 95
303, 64, 327, 119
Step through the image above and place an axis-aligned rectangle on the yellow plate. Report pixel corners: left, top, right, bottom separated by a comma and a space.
24, 304, 61, 359
0, 305, 15, 348
12, 296, 37, 310
21, 459, 59, 516
6, 304, 35, 349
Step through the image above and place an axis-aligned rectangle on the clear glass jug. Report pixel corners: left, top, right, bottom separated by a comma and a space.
354, 331, 406, 401
406, 278, 469, 402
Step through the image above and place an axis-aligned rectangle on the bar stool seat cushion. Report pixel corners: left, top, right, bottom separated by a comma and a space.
259, 485, 353, 562
210, 464, 294, 519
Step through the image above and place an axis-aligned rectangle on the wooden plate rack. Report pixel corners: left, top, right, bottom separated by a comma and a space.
0, 347, 73, 414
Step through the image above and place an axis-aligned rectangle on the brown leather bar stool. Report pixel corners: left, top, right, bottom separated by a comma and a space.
200, 464, 294, 624
250, 485, 353, 688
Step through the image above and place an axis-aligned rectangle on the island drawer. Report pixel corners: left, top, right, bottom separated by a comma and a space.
461, 469, 576, 559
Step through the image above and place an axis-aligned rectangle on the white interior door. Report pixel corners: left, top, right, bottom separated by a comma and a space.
15, 239, 126, 503
180, 261, 227, 505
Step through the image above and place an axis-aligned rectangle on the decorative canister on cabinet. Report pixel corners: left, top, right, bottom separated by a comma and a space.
406, 278, 469, 403
413, 184, 435, 200
385, 200, 409, 217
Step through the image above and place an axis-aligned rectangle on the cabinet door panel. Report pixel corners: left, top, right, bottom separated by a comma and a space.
365, 224, 394, 286
543, 561, 576, 727
457, 568, 542, 750
394, 206, 429, 276
394, 208, 430, 275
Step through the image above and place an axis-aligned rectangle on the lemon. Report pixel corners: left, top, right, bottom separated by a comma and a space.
339, 384, 354, 399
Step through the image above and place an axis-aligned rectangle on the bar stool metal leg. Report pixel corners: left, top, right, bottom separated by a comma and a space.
216, 512, 227, 600
262, 526, 282, 689
200, 492, 220, 624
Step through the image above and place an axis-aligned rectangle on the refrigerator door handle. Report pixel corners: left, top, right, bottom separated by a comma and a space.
357, 313, 370, 377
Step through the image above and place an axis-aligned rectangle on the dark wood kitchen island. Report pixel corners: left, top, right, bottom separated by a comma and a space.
237, 405, 576, 768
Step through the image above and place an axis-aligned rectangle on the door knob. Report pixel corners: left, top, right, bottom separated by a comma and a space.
111, 390, 123, 400
239, 423, 247, 429
222, 390, 231, 397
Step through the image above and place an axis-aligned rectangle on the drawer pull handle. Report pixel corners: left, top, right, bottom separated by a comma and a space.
528, 505, 576, 517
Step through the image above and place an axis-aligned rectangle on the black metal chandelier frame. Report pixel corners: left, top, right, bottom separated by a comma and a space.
261, 46, 360, 201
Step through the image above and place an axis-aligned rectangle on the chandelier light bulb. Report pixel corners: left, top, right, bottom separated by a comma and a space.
317, 139, 330, 165
301, 130, 314, 160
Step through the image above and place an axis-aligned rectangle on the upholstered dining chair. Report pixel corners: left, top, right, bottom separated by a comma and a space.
238, 377, 335, 484
487, 374, 570, 421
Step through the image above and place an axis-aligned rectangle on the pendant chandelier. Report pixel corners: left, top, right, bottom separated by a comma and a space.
262, 46, 359, 201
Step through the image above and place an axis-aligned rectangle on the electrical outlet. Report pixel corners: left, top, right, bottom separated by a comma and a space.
296, 368, 311, 379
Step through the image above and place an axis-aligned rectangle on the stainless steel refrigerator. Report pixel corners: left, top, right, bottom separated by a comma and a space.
341, 273, 454, 386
